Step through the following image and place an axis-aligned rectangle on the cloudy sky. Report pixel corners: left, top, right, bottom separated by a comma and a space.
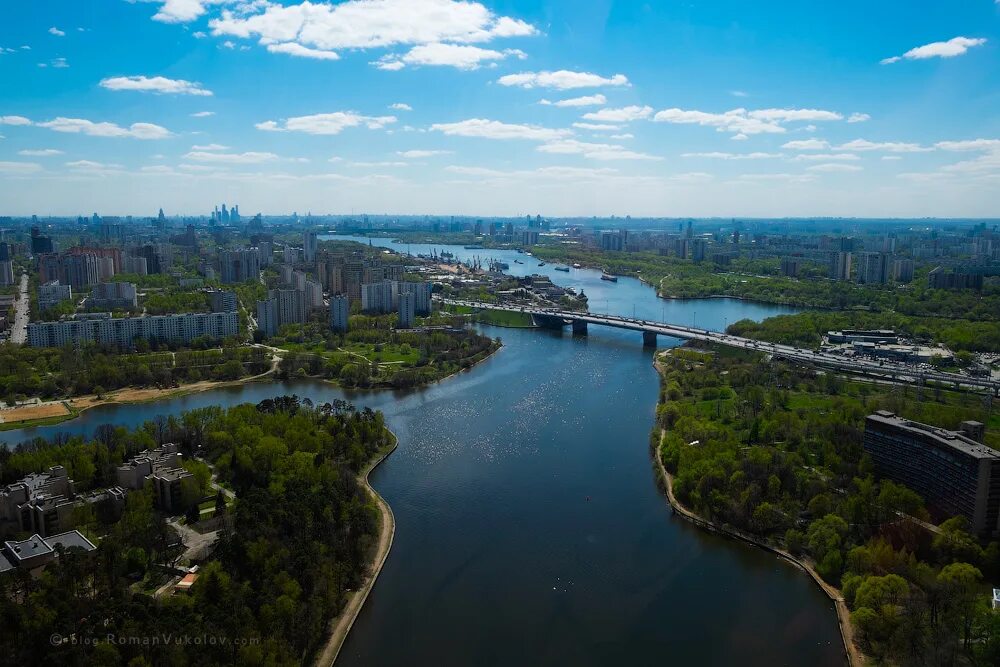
1, 0, 998, 217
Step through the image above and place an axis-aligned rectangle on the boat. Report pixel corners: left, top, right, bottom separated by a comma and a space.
538, 262, 546, 267
464, 245, 484, 249
498, 262, 510, 269
514, 259, 524, 264
601, 273, 618, 282
554, 266, 570, 272
572, 263, 581, 269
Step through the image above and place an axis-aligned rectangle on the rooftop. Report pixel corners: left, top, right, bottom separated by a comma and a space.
867, 411, 999, 460
4, 534, 54, 564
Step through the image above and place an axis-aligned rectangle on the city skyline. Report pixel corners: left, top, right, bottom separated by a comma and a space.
1, 0, 999, 216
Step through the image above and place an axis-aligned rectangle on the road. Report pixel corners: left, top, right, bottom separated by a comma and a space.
440, 298, 1000, 395
10, 273, 28, 344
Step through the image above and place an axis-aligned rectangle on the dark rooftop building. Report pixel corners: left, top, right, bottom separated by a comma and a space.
863, 411, 1000, 535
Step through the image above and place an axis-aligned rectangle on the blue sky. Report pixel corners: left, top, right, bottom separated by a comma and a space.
1, 0, 998, 217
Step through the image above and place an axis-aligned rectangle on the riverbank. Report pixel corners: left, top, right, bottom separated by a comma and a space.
651, 351, 864, 665
0, 370, 279, 432
314, 430, 398, 667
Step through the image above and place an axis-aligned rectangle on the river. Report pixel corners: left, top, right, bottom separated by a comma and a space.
2, 236, 845, 666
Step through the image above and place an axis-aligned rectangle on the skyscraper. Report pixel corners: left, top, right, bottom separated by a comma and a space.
303, 231, 317, 263
398, 292, 415, 329
330, 294, 349, 332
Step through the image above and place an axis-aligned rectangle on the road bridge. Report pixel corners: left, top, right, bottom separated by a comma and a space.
439, 298, 1000, 395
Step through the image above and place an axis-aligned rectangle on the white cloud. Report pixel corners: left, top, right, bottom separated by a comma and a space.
581, 105, 652, 122
0, 116, 33, 126
572, 122, 622, 132
781, 139, 831, 150
792, 153, 860, 161
390, 103, 413, 111
397, 149, 452, 158
100, 75, 213, 96
376, 43, 523, 70
17, 149, 64, 156
351, 161, 408, 167
681, 152, 782, 160
747, 108, 843, 122
837, 139, 932, 153
737, 173, 816, 183
537, 139, 661, 161
37, 117, 172, 139
498, 70, 629, 90
881, 36, 987, 64
654, 107, 843, 136
539, 94, 607, 108
191, 143, 229, 150
134, 0, 236, 24
609, 133, 633, 140
806, 163, 863, 172
205, 0, 537, 63
653, 108, 784, 135
257, 112, 397, 135
191, 111, 215, 117
185, 150, 279, 163
731, 133, 748, 141
847, 112, 870, 123
935, 139, 1000, 152
881, 156, 902, 161
66, 160, 123, 170
266, 42, 340, 60
50, 57, 69, 68
0, 161, 42, 174
48, 27, 65, 37
731, 90, 748, 97
430, 118, 571, 141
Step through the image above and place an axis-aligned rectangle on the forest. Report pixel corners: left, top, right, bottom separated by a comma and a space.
270, 317, 499, 389
0, 343, 270, 404
0, 396, 392, 666
656, 346, 1000, 664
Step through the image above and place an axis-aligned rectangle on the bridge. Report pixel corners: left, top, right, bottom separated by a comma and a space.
439, 298, 1000, 395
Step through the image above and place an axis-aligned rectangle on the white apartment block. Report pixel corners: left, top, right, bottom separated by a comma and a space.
27, 311, 238, 348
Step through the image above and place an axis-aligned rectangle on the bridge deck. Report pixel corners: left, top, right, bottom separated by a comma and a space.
439, 298, 999, 394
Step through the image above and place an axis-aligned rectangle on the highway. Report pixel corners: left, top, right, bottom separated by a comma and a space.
10, 273, 29, 344
439, 298, 1000, 395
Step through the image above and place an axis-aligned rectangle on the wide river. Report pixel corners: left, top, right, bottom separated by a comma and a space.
3, 236, 845, 666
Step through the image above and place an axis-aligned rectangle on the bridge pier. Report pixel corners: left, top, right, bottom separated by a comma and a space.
572, 319, 588, 336
531, 314, 567, 330
643, 331, 657, 348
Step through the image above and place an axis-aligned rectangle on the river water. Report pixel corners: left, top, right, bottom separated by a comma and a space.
2, 236, 845, 666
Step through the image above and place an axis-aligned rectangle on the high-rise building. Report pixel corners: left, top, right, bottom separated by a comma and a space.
0, 261, 13, 287
304, 279, 324, 308
397, 292, 415, 329
220, 248, 261, 284
303, 231, 318, 263
892, 258, 914, 283
690, 238, 707, 263
828, 251, 852, 281
856, 252, 890, 285
780, 257, 800, 277
928, 267, 984, 291
329, 294, 349, 333
863, 411, 1000, 535
361, 280, 395, 314
208, 289, 238, 313
38, 282, 72, 312
397, 281, 432, 315
88, 282, 138, 310
255, 288, 307, 337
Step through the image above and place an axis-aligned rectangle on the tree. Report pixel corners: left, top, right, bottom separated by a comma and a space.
937, 562, 983, 648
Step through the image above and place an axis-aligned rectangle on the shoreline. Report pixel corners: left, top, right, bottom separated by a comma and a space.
0, 340, 503, 435
650, 355, 863, 667
0, 371, 279, 433
314, 430, 399, 667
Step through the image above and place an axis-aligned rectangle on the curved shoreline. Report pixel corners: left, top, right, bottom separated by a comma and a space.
650, 359, 862, 666
1, 340, 503, 436
314, 430, 398, 667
